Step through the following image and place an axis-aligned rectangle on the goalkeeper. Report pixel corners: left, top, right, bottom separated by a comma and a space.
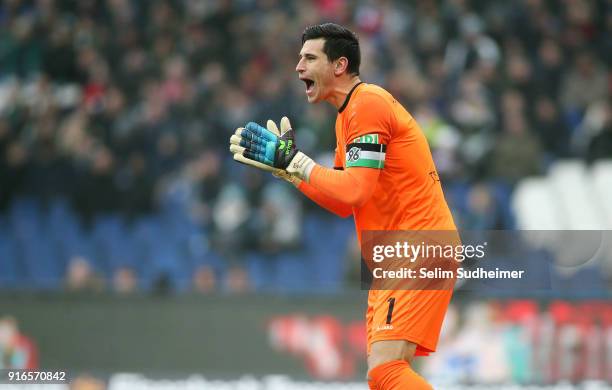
229, 23, 456, 390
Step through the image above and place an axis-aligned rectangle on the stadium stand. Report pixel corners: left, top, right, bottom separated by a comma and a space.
0, 0, 609, 293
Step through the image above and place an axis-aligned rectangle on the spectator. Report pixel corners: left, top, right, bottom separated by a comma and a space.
69, 375, 106, 390
560, 51, 608, 114
490, 112, 543, 183
73, 147, 120, 224
444, 13, 501, 78
225, 266, 250, 294
210, 182, 254, 261
584, 100, 612, 163
253, 182, 302, 256
192, 264, 217, 294
532, 96, 570, 160
533, 39, 564, 98
489, 91, 542, 182
0, 316, 38, 369
460, 183, 500, 230
112, 266, 137, 294
65, 256, 104, 292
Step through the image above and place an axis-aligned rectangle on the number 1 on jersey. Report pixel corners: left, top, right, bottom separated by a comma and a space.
386, 297, 396, 324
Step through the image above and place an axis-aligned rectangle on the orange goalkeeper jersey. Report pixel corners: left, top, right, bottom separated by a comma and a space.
333, 83, 456, 239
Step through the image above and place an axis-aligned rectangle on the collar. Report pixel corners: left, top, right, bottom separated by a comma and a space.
338, 81, 364, 113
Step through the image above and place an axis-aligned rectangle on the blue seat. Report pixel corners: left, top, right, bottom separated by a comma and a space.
131, 216, 190, 291
304, 215, 337, 258
330, 218, 353, 251
93, 214, 125, 239
490, 181, 516, 229
0, 214, 7, 231
149, 237, 181, 268
46, 202, 89, 269
9, 198, 42, 239
11, 212, 42, 241
304, 217, 351, 292
0, 234, 20, 287
444, 181, 471, 215
9, 197, 41, 221
61, 231, 95, 262
19, 235, 63, 289
274, 253, 311, 293
310, 250, 344, 293
186, 229, 211, 267
91, 214, 129, 275
45, 198, 74, 223
245, 253, 272, 291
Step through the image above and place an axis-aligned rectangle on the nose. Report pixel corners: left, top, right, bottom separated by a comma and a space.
296, 58, 305, 73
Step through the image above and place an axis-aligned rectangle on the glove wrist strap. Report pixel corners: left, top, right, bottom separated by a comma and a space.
287, 151, 315, 182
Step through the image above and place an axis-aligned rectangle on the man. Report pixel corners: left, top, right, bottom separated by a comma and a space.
229, 23, 456, 390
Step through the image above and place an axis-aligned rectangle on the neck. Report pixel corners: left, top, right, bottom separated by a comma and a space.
326, 76, 362, 110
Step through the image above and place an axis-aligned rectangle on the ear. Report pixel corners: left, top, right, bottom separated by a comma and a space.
334, 57, 349, 76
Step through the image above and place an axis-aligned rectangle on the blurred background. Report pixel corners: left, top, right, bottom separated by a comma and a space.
0, 0, 610, 388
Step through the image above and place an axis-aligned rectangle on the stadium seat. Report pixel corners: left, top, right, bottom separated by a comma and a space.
514, 160, 612, 230
148, 237, 188, 291
91, 214, 130, 275
489, 181, 516, 229
0, 231, 20, 287
303, 216, 349, 291
45, 198, 89, 266
131, 216, 191, 291
9, 197, 41, 222
10, 197, 43, 241
310, 250, 344, 293
512, 178, 564, 230
274, 253, 312, 293
18, 234, 63, 289
548, 160, 603, 229
591, 160, 612, 228
245, 253, 272, 291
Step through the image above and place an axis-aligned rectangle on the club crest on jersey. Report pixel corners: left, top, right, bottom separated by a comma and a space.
347, 147, 361, 162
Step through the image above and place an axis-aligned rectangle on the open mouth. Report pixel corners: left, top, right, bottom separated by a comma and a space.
302, 78, 315, 94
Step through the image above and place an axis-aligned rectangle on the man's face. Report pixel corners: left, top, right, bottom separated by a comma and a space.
296, 38, 335, 104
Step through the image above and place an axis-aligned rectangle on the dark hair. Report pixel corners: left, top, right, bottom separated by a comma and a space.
302, 23, 360, 76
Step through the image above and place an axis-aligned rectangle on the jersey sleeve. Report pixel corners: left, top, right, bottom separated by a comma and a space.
333, 146, 344, 170
297, 180, 353, 218
343, 93, 392, 170
308, 164, 380, 208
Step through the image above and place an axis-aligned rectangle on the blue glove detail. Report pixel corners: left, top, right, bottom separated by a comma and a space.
236, 120, 300, 170
240, 122, 279, 166
245, 122, 278, 142
229, 116, 312, 181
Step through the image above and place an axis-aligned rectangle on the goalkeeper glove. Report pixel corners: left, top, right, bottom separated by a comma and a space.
229, 118, 304, 186
229, 116, 315, 182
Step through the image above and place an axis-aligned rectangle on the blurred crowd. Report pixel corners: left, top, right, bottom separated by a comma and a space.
425, 300, 612, 384
0, 0, 610, 292
265, 300, 612, 383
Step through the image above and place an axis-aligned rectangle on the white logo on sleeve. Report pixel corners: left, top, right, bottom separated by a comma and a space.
347, 147, 361, 162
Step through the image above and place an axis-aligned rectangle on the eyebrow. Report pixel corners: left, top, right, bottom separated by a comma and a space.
298, 53, 318, 59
